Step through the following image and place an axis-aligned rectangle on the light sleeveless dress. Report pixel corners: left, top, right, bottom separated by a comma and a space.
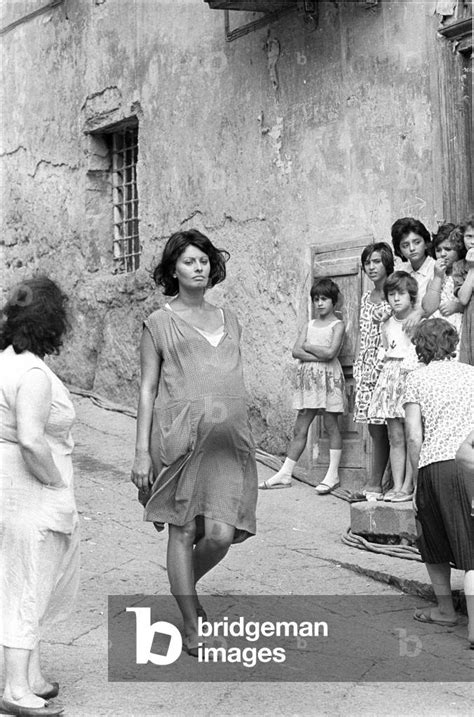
292, 319, 347, 413
368, 316, 419, 420
0, 346, 79, 649
139, 306, 258, 544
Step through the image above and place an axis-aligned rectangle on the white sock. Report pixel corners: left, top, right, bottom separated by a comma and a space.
322, 449, 342, 485
281, 457, 296, 475
269, 457, 296, 483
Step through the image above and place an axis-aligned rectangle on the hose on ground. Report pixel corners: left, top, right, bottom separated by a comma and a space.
341, 528, 422, 561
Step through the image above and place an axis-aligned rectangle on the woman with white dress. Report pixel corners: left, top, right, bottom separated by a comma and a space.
0, 277, 79, 717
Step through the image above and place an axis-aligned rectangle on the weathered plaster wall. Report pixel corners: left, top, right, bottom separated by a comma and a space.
0, 0, 456, 452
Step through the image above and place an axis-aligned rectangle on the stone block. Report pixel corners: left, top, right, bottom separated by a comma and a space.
350, 501, 417, 540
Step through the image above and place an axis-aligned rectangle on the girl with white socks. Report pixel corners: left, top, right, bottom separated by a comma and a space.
259, 278, 347, 493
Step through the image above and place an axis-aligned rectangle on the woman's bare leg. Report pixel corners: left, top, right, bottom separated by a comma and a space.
167, 522, 198, 645
423, 562, 457, 621
401, 447, 413, 495
366, 423, 389, 491
3, 646, 46, 708
464, 570, 474, 645
264, 409, 318, 487
27, 642, 54, 695
386, 418, 406, 492
193, 518, 235, 585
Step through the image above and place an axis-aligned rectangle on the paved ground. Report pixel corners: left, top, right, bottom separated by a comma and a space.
1, 396, 472, 716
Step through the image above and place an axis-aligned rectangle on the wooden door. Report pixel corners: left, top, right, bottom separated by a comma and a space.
307, 239, 372, 490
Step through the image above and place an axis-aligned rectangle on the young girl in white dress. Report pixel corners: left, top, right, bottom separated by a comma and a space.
368, 271, 419, 502
260, 278, 347, 493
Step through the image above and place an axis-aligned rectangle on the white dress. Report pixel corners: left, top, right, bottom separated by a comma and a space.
0, 346, 79, 649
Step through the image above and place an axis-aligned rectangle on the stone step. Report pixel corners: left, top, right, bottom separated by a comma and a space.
350, 500, 417, 540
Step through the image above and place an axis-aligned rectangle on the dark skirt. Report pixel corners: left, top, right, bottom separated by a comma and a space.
415, 459, 474, 570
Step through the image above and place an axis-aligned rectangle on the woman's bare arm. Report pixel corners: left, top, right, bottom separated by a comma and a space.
303, 321, 345, 360
457, 269, 474, 306
131, 328, 162, 490
16, 369, 64, 488
404, 402, 423, 494
455, 429, 474, 475
292, 323, 320, 361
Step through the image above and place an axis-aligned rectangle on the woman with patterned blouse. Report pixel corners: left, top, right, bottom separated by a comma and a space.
403, 319, 474, 648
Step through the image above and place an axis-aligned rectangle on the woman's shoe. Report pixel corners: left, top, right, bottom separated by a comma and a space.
182, 642, 200, 658
363, 490, 383, 502
391, 491, 413, 503
0, 696, 63, 716
34, 683, 59, 700
196, 603, 208, 622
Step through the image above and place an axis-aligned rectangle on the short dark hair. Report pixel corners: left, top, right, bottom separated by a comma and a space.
391, 217, 432, 260
412, 318, 458, 364
0, 276, 69, 356
310, 277, 340, 306
153, 229, 230, 296
383, 271, 418, 306
361, 242, 394, 276
433, 226, 466, 261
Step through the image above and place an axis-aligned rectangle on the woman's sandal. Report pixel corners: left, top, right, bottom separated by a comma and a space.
258, 479, 292, 490
391, 491, 414, 503
196, 603, 208, 622
34, 683, 59, 700
182, 642, 200, 658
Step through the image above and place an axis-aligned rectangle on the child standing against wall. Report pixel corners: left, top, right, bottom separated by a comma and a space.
353, 242, 394, 498
422, 224, 465, 342
368, 271, 419, 502
452, 215, 474, 366
391, 217, 434, 327
260, 278, 347, 493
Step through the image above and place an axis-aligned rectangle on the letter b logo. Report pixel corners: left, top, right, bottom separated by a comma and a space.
126, 607, 182, 665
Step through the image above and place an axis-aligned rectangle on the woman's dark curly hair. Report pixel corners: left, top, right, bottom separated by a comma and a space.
153, 229, 230, 296
447, 227, 467, 260
433, 224, 466, 261
432, 222, 455, 246
391, 217, 432, 261
0, 276, 69, 356
412, 318, 458, 364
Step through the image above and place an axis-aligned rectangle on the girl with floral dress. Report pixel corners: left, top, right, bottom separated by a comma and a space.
260, 278, 347, 493
452, 215, 474, 366
368, 271, 420, 502
423, 225, 465, 350
353, 243, 394, 498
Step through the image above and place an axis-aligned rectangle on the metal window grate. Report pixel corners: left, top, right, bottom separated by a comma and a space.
111, 127, 140, 272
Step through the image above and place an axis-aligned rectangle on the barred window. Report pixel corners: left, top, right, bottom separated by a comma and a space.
110, 123, 140, 273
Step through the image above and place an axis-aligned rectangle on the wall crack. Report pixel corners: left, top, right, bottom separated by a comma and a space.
0, 145, 28, 157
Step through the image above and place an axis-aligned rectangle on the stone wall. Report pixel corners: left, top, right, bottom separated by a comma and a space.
0, 0, 464, 452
